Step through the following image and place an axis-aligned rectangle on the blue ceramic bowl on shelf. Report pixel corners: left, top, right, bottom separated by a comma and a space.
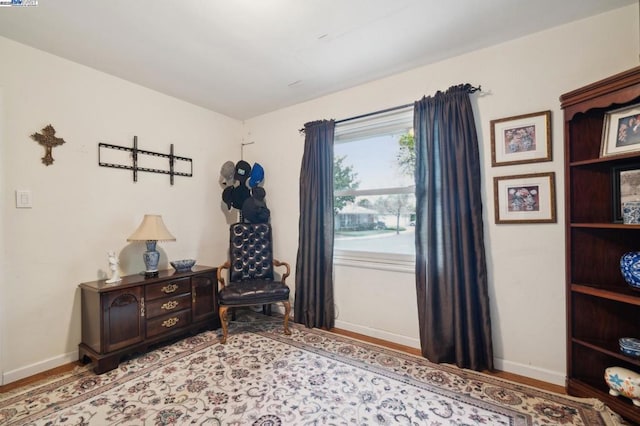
170, 259, 195, 273
620, 252, 640, 290
620, 337, 640, 357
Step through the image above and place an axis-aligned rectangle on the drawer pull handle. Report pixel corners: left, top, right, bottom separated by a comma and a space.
162, 317, 179, 328
161, 284, 178, 294
161, 300, 179, 310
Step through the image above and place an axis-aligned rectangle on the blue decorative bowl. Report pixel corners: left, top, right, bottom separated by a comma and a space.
170, 259, 196, 272
620, 252, 640, 290
620, 338, 640, 357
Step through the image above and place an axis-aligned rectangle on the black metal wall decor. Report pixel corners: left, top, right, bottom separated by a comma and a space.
98, 136, 193, 185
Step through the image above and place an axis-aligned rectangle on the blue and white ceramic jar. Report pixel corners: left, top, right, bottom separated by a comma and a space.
621, 252, 640, 289
623, 201, 640, 224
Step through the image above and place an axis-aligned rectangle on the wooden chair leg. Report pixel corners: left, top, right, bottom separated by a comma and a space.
282, 300, 291, 335
219, 306, 229, 344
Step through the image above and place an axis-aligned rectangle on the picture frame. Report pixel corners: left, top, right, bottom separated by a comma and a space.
493, 172, 556, 224
601, 103, 640, 157
612, 163, 640, 222
490, 110, 551, 167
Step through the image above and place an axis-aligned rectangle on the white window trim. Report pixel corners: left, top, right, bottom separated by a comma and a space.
335, 185, 415, 197
333, 249, 415, 273
334, 108, 413, 143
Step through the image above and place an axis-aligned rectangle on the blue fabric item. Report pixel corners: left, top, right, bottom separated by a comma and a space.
249, 163, 264, 187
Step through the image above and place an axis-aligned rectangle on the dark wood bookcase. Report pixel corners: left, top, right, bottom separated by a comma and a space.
561, 66, 640, 423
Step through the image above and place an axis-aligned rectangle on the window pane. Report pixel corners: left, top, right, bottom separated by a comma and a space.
333, 109, 415, 258
334, 194, 416, 255
334, 133, 413, 191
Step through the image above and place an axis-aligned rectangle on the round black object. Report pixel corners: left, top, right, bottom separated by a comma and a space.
234, 160, 251, 183
222, 186, 233, 210
252, 186, 266, 201
242, 196, 271, 223
231, 184, 250, 209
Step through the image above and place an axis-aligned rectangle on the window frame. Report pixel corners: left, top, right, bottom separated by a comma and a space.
333, 108, 415, 270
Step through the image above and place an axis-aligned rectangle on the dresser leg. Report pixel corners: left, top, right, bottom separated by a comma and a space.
94, 355, 120, 374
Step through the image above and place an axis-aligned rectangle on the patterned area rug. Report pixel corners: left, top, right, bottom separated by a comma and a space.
0, 312, 625, 425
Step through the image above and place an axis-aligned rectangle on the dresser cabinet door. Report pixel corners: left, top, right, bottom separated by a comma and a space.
192, 272, 216, 323
102, 287, 144, 352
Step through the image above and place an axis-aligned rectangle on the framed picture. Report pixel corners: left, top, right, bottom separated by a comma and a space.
601, 104, 640, 157
493, 172, 556, 224
490, 110, 551, 167
612, 163, 640, 222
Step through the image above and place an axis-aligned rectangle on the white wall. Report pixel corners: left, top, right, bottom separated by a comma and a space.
0, 36, 241, 384
244, 4, 639, 385
0, 88, 5, 382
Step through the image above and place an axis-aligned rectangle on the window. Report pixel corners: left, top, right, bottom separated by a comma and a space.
333, 108, 415, 269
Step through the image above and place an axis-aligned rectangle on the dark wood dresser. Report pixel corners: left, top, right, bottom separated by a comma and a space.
78, 265, 219, 374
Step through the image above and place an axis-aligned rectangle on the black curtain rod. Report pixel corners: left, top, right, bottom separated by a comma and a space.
299, 84, 481, 133
335, 102, 413, 125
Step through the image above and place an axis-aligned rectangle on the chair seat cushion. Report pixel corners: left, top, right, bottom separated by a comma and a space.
219, 280, 290, 306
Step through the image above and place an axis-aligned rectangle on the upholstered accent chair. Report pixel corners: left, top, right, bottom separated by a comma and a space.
216, 222, 291, 344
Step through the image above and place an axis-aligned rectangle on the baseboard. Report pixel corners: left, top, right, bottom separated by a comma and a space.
494, 357, 565, 387
334, 319, 421, 349
2, 350, 77, 385
333, 320, 565, 387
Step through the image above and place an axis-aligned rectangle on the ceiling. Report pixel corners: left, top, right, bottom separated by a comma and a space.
0, 0, 635, 119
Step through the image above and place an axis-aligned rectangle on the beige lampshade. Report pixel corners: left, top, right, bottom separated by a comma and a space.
127, 214, 176, 242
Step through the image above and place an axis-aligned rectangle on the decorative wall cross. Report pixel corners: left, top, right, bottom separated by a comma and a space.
30, 124, 66, 166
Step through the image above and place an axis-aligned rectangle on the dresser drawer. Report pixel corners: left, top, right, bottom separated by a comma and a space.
146, 293, 191, 319
146, 277, 190, 300
146, 309, 191, 338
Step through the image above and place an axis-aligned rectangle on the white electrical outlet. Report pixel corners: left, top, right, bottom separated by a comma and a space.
15, 190, 32, 208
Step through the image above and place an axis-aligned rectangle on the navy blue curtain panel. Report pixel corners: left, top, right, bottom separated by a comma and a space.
295, 119, 336, 329
414, 85, 493, 371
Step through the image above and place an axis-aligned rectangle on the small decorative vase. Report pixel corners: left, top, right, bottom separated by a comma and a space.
143, 240, 160, 275
621, 252, 640, 290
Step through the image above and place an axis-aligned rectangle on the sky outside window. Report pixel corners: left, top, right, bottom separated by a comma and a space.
334, 132, 413, 190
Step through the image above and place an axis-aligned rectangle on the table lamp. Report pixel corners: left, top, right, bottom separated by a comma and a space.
127, 214, 176, 277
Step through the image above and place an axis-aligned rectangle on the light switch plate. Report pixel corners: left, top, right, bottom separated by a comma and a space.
16, 190, 32, 208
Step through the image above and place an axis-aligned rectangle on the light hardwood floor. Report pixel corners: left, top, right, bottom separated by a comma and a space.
0, 362, 80, 393
0, 327, 565, 396
329, 327, 566, 395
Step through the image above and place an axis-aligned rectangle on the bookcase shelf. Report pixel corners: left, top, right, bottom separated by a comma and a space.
562, 66, 640, 424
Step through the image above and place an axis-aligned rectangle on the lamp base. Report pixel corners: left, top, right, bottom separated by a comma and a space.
143, 240, 161, 277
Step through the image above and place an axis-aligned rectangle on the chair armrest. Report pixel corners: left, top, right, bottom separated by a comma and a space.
273, 259, 290, 284
217, 261, 230, 289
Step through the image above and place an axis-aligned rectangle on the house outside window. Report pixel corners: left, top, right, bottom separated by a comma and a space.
333, 108, 415, 271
